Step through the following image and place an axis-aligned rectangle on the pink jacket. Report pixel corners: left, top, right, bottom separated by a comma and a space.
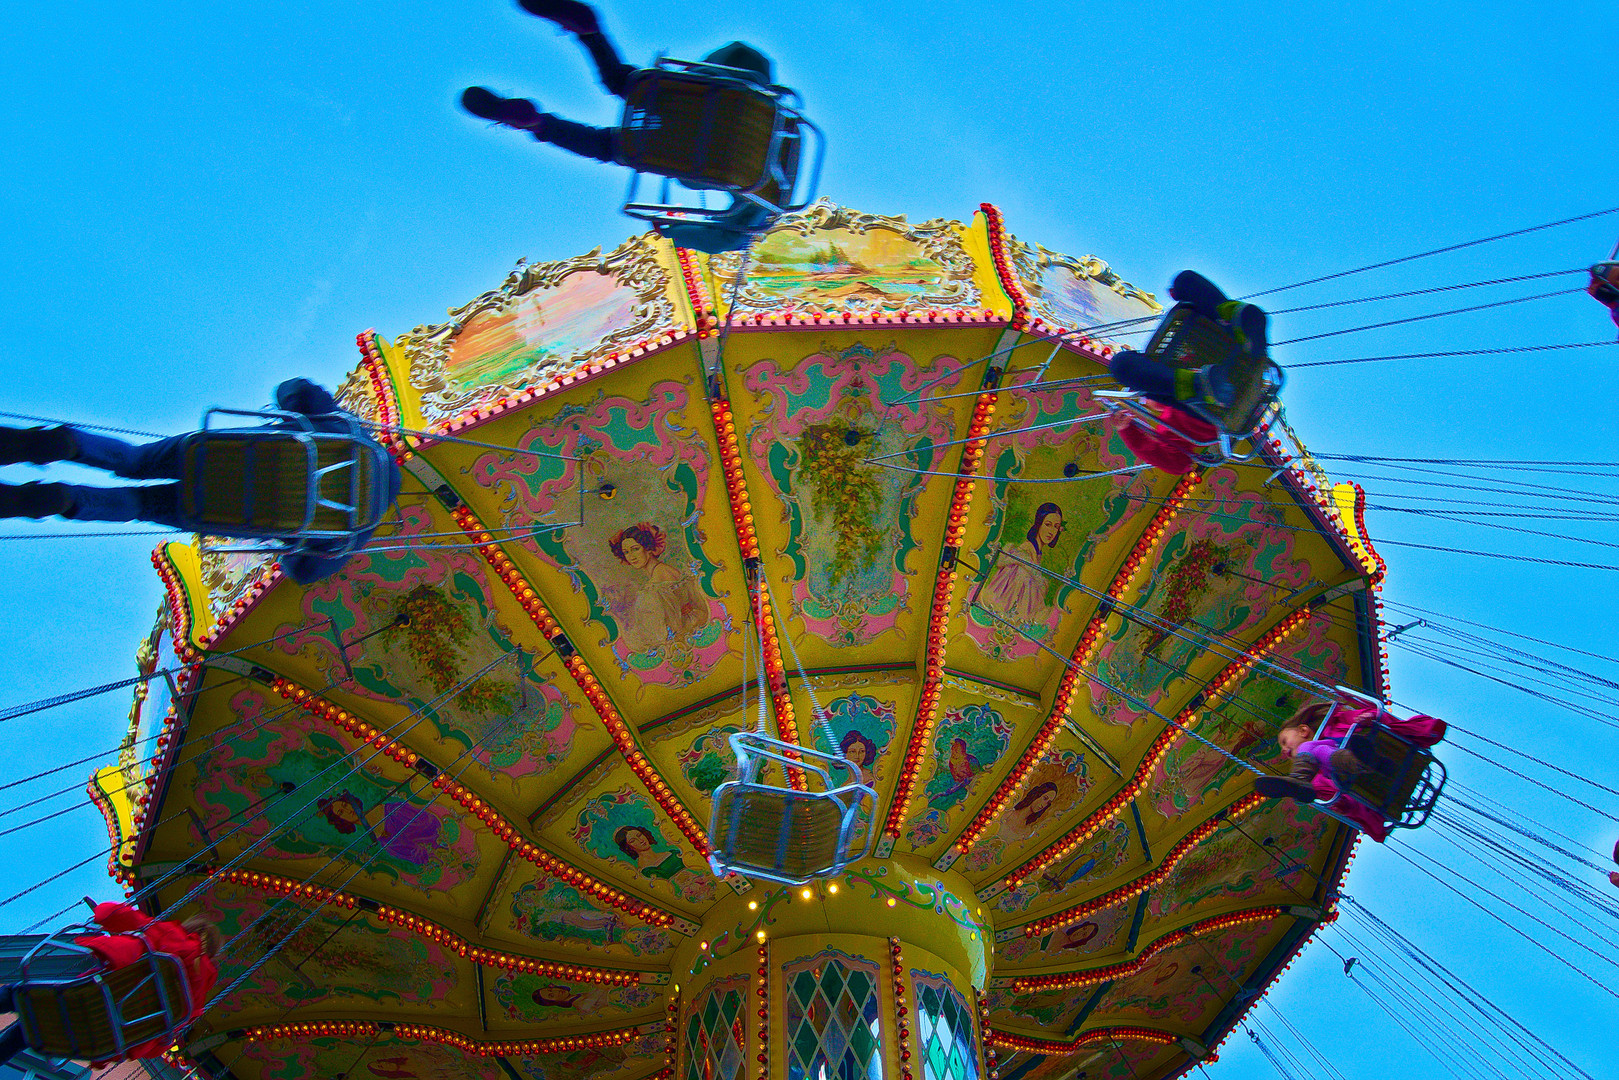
1308, 705, 1446, 842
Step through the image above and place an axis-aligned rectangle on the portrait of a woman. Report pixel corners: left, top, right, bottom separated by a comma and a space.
316, 791, 441, 870
1012, 781, 1061, 828
839, 729, 880, 780
613, 823, 685, 880
608, 522, 709, 652
980, 502, 1065, 625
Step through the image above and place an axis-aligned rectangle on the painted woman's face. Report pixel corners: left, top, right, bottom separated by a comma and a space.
619, 537, 651, 570
845, 741, 868, 767
625, 829, 653, 854
1037, 512, 1064, 548
327, 799, 360, 827
1028, 791, 1056, 820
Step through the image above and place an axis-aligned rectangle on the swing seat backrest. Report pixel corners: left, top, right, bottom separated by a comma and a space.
1143, 303, 1283, 437
179, 429, 382, 539
14, 952, 191, 1062
711, 784, 846, 881
1329, 721, 1446, 830
616, 69, 784, 193
707, 731, 877, 885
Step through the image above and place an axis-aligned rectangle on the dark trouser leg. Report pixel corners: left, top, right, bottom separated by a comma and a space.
62, 484, 186, 530
1109, 349, 1181, 407
0, 1021, 27, 1067
70, 431, 187, 481
577, 31, 634, 97
532, 117, 616, 162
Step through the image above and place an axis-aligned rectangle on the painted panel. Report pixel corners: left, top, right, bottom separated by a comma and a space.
963, 386, 1156, 664
500, 867, 676, 959
1087, 921, 1273, 1025
995, 899, 1133, 966
741, 343, 961, 647
903, 702, 1018, 851
490, 969, 660, 1023
509, 1031, 668, 1080
196, 887, 461, 1016
724, 204, 981, 317
462, 378, 739, 692
990, 819, 1138, 919
186, 688, 485, 895
267, 502, 592, 788
1002, 237, 1159, 335
1146, 616, 1350, 823
1088, 471, 1313, 728
957, 742, 1093, 876
1147, 800, 1332, 918
570, 785, 719, 905
401, 238, 686, 426
241, 1036, 506, 1080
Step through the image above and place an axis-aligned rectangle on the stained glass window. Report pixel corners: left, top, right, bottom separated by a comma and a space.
685, 979, 747, 1080
784, 952, 884, 1080
912, 971, 979, 1080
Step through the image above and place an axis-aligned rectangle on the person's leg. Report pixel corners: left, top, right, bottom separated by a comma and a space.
0, 426, 76, 467
461, 89, 616, 162
1252, 754, 1319, 801
515, 1, 635, 97
0, 482, 73, 520
1108, 350, 1181, 406
532, 116, 615, 162
0, 1021, 27, 1067
14, 482, 187, 530
70, 431, 188, 481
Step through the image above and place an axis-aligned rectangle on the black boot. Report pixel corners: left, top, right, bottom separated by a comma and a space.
460, 88, 544, 131
0, 482, 73, 519
1254, 774, 1316, 801
515, 0, 600, 33
0, 426, 76, 467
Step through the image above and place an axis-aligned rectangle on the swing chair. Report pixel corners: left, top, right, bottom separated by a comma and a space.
10, 927, 192, 1062
1311, 685, 1446, 833
1095, 301, 1284, 463
615, 56, 825, 237
707, 730, 877, 885
179, 407, 394, 558
706, 578, 875, 885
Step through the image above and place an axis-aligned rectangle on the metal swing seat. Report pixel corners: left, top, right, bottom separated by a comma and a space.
707, 731, 876, 885
1312, 686, 1447, 833
10, 927, 193, 1062
1095, 301, 1285, 464
178, 407, 393, 556
615, 57, 825, 237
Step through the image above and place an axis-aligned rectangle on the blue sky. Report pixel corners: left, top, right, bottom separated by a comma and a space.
0, 1, 1615, 1076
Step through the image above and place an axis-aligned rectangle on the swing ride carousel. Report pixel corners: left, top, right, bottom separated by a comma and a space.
92, 201, 1391, 1080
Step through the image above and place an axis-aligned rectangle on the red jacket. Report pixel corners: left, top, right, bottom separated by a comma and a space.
1116, 404, 1219, 475
72, 903, 218, 1060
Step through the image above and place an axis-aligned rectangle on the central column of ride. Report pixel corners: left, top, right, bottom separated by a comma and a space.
669, 855, 994, 1080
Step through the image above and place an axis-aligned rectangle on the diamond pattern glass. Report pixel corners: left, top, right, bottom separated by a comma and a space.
784, 953, 883, 1080
686, 979, 747, 1080
912, 972, 978, 1080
